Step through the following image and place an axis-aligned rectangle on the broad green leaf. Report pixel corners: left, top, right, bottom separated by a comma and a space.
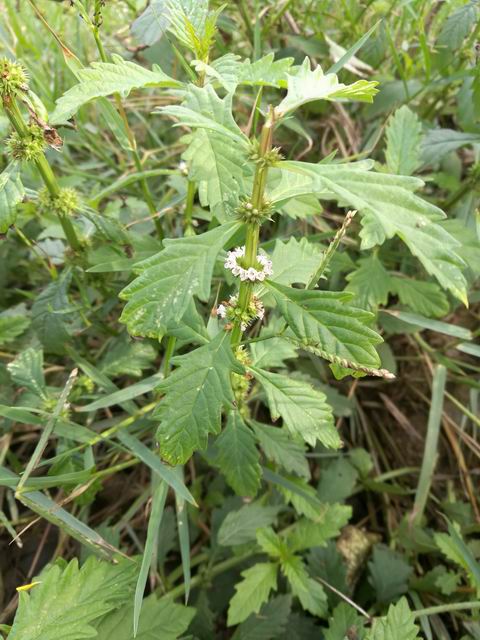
276, 57, 378, 116
317, 458, 358, 503
256, 526, 288, 558
276, 475, 325, 520
218, 503, 279, 546
266, 281, 385, 375
159, 84, 249, 147
231, 595, 291, 640
421, 128, 480, 166
324, 603, 366, 640
288, 504, 352, 553
250, 366, 339, 448
346, 255, 390, 310
51, 55, 181, 123
390, 277, 449, 318
367, 597, 420, 640
282, 160, 468, 304
270, 237, 324, 286
167, 0, 212, 53
436, 1, 479, 52
385, 106, 422, 175
7, 348, 47, 400
214, 411, 261, 497
153, 332, 243, 464
368, 545, 413, 603
435, 520, 480, 594
0, 162, 24, 233
200, 53, 242, 92
249, 317, 298, 370
131, 0, 170, 46
227, 563, 278, 626
183, 128, 248, 219
238, 52, 294, 88
100, 334, 157, 378
94, 594, 195, 640
8, 557, 137, 640
0, 306, 30, 346
120, 222, 240, 339
281, 555, 328, 617
31, 269, 75, 355
251, 421, 310, 479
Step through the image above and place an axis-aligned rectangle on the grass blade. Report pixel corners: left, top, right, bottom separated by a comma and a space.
175, 466, 191, 603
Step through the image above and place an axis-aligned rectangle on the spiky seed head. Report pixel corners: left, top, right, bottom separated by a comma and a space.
0, 58, 28, 98
38, 187, 80, 217
6, 123, 46, 162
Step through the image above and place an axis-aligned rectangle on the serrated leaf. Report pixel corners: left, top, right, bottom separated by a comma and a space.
249, 366, 339, 449
231, 595, 292, 640
282, 161, 468, 304
281, 555, 328, 618
276, 57, 378, 116
0, 162, 24, 233
153, 332, 243, 465
238, 52, 294, 88
183, 128, 248, 219
218, 503, 279, 546
120, 222, 240, 338
131, 0, 170, 46
436, 1, 479, 51
421, 128, 480, 166
435, 520, 480, 594
256, 526, 288, 558
368, 545, 412, 603
367, 597, 420, 640
7, 348, 47, 400
227, 563, 278, 626
100, 334, 157, 378
324, 603, 366, 640
8, 557, 137, 640
266, 281, 384, 375
251, 422, 310, 479
390, 277, 449, 318
214, 411, 261, 497
0, 306, 30, 346
31, 269, 75, 355
159, 84, 249, 147
288, 504, 352, 553
51, 55, 180, 123
385, 106, 422, 175
270, 237, 324, 286
94, 594, 195, 639
346, 255, 390, 310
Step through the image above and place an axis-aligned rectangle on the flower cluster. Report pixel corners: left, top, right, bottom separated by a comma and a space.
0, 58, 28, 98
38, 187, 79, 218
224, 246, 273, 282
216, 294, 264, 330
235, 197, 274, 224
7, 123, 46, 163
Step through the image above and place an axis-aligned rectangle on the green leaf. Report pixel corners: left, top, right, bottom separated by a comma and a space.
100, 334, 157, 378
317, 458, 358, 503
8, 557, 137, 640
288, 504, 352, 552
231, 595, 292, 640
218, 503, 279, 546
51, 55, 181, 123
435, 520, 480, 595
214, 411, 261, 497
249, 317, 298, 369
0, 162, 24, 233
249, 366, 339, 449
346, 255, 390, 310
281, 555, 328, 617
266, 281, 385, 376
270, 237, 324, 286
256, 526, 288, 558
251, 421, 310, 479
0, 306, 30, 346
153, 332, 243, 465
31, 269, 75, 355
94, 594, 195, 640
276, 57, 378, 117
120, 222, 240, 339
227, 563, 278, 626
367, 597, 420, 640
385, 106, 422, 175
183, 128, 248, 219
324, 603, 366, 640
7, 348, 47, 400
436, 1, 479, 51
159, 84, 249, 147
421, 128, 480, 166
368, 545, 413, 603
238, 52, 294, 88
282, 160, 468, 304
390, 277, 449, 318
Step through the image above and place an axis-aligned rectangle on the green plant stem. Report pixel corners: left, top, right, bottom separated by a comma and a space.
3, 96, 82, 252
230, 110, 274, 346
163, 336, 177, 377
412, 600, 480, 618
184, 180, 196, 234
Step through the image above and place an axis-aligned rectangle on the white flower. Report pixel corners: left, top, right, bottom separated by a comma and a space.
224, 246, 273, 282
216, 304, 227, 318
